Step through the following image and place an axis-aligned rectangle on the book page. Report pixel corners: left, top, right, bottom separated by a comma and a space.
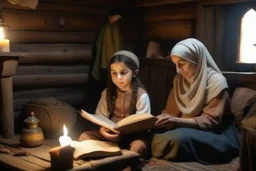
115, 113, 157, 134
80, 110, 117, 132
116, 117, 157, 135
71, 140, 121, 159
116, 113, 154, 127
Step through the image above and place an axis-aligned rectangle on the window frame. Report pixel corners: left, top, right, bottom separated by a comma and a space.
223, 2, 256, 72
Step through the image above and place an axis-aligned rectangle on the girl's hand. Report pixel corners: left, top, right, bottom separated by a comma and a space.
155, 114, 177, 129
99, 127, 121, 142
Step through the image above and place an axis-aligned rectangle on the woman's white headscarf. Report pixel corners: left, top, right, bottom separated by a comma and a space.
170, 38, 228, 116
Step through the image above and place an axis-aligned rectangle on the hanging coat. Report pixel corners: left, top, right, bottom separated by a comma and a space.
91, 21, 123, 84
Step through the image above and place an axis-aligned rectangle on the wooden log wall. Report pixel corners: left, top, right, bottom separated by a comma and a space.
135, 0, 255, 70
134, 0, 197, 56
0, 0, 143, 132
139, 59, 175, 115
139, 58, 256, 115
196, 0, 256, 71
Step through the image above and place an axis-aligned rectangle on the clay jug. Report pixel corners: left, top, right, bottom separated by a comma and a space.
20, 112, 44, 147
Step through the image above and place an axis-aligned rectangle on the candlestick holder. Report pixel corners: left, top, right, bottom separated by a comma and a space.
49, 145, 75, 170
0, 52, 28, 138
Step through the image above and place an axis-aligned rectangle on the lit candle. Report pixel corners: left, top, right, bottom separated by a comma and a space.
0, 27, 9, 52
59, 124, 72, 147
49, 144, 75, 170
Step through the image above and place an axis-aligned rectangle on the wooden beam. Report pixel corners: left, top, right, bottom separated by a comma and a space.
13, 73, 88, 88
39, 0, 132, 6
222, 72, 256, 84
144, 20, 195, 40
134, 0, 195, 7
6, 31, 97, 43
18, 52, 91, 64
6, 30, 136, 43
214, 6, 225, 70
36, 3, 108, 14
3, 9, 104, 31
199, 0, 253, 6
144, 8, 196, 22
14, 87, 86, 99
11, 43, 92, 64
196, 1, 204, 40
11, 43, 92, 53
0, 0, 108, 15
203, 6, 215, 55
16, 65, 89, 75
1, 0, 131, 7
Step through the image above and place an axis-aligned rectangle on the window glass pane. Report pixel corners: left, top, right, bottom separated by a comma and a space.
239, 9, 256, 63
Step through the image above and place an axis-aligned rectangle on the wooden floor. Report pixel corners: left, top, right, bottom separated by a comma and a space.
0, 135, 77, 171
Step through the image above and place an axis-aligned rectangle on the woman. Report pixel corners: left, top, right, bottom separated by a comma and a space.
151, 38, 240, 164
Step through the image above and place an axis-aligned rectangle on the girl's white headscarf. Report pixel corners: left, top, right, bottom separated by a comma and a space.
170, 38, 228, 116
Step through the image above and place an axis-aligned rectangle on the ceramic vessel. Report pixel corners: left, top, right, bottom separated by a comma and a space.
20, 112, 44, 147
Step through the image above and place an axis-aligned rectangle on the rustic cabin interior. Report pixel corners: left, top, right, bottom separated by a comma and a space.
0, 0, 256, 170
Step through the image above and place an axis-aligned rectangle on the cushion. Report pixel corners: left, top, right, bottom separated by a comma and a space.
230, 87, 256, 128
88, 150, 140, 170
70, 150, 140, 171
23, 97, 77, 138
244, 101, 256, 119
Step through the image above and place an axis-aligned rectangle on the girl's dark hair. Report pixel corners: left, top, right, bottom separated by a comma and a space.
106, 55, 145, 118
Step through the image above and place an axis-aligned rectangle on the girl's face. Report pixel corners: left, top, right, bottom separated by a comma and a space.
171, 55, 197, 79
110, 62, 136, 92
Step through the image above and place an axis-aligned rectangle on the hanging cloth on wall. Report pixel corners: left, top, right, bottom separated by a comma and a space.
91, 21, 123, 84
6, 0, 39, 9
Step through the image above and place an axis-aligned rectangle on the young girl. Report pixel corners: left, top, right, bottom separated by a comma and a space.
79, 50, 151, 157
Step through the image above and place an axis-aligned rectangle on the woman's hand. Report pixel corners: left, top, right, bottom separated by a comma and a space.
155, 114, 178, 129
99, 127, 121, 142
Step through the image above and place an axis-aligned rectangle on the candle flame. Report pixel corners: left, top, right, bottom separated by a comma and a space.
63, 124, 68, 136
0, 28, 5, 39
59, 124, 72, 147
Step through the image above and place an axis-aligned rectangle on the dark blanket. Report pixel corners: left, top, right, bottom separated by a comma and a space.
151, 125, 240, 164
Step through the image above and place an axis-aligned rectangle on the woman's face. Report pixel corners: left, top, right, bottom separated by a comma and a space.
171, 55, 197, 79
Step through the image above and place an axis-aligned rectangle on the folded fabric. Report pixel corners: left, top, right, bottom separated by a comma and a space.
6, 0, 39, 9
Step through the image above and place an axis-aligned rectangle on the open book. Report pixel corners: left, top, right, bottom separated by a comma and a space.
80, 110, 157, 135
71, 140, 121, 159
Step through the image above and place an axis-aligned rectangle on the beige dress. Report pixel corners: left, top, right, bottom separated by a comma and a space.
79, 87, 151, 157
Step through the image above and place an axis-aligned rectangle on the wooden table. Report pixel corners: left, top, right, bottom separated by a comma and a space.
0, 135, 140, 171
0, 52, 28, 138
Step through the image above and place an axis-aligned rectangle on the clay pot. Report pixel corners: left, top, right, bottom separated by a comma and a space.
20, 112, 44, 147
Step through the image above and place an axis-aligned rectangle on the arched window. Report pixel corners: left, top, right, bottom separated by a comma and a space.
238, 9, 256, 63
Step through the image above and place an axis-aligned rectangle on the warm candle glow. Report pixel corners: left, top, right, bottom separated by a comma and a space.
59, 124, 72, 147
0, 27, 10, 52
0, 27, 4, 39
63, 124, 68, 136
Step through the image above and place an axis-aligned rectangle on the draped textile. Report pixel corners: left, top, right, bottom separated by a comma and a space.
91, 21, 123, 84
170, 38, 228, 117
6, 0, 38, 9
